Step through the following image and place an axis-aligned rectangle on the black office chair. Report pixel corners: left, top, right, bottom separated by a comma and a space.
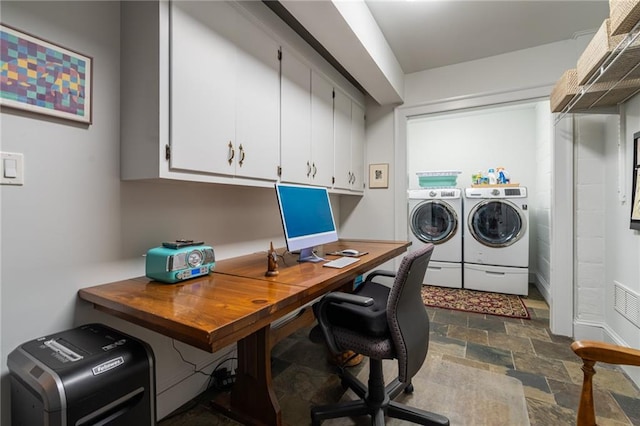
311, 244, 450, 426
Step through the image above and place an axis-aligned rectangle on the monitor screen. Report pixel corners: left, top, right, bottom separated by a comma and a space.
275, 183, 338, 262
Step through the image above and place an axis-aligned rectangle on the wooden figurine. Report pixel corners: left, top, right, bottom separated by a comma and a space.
265, 241, 279, 277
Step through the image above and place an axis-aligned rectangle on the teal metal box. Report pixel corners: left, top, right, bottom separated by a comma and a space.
145, 244, 215, 284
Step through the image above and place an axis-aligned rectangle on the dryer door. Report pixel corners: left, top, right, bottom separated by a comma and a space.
468, 200, 526, 247
410, 200, 458, 244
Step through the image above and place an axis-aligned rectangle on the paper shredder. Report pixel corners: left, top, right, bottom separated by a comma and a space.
8, 323, 156, 425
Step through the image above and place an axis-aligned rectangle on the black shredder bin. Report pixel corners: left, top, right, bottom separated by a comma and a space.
8, 323, 156, 426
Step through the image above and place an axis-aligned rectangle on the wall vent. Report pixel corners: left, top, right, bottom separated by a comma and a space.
614, 281, 640, 328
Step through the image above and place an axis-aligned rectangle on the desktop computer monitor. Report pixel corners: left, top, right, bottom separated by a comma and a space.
275, 183, 338, 262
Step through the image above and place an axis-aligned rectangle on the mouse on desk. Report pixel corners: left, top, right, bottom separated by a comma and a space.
341, 249, 359, 256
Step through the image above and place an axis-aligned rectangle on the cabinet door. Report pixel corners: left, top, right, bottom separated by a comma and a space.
170, 1, 237, 176
280, 48, 312, 184
234, 12, 280, 181
333, 88, 352, 190
311, 70, 334, 187
350, 102, 365, 192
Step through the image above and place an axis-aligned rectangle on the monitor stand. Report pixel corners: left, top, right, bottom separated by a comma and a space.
297, 247, 324, 263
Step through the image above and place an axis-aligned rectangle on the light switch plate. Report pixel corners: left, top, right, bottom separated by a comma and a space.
1, 152, 24, 185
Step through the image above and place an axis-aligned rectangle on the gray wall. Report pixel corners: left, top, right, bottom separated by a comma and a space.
0, 2, 290, 422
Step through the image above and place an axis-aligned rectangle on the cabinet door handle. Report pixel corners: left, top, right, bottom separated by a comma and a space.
348, 172, 353, 184
307, 161, 311, 177
352, 173, 356, 184
227, 141, 235, 165
312, 163, 317, 178
238, 144, 245, 167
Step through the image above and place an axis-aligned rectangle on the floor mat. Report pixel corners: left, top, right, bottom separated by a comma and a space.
329, 357, 530, 426
421, 285, 530, 319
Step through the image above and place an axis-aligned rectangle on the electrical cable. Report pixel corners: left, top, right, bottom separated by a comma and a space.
171, 339, 211, 378
170, 340, 238, 392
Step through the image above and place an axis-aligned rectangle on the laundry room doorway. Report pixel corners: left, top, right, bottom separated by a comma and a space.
395, 94, 565, 325
405, 100, 549, 287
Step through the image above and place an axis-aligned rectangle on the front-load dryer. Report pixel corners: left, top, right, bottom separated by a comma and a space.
408, 188, 462, 288
463, 186, 529, 295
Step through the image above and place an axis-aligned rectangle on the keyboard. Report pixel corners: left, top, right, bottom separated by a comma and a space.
323, 256, 361, 269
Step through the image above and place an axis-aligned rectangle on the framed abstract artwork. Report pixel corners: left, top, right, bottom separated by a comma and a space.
369, 163, 389, 189
631, 132, 640, 230
0, 24, 92, 124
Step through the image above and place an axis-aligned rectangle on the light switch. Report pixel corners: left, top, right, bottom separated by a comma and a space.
1, 152, 24, 185
4, 158, 17, 178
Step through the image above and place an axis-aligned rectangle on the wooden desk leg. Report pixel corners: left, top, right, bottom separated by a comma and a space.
211, 325, 281, 426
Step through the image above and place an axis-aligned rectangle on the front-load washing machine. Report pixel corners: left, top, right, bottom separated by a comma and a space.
408, 188, 462, 288
463, 186, 529, 295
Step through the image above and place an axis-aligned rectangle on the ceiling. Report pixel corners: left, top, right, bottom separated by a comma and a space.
364, 0, 610, 74
271, 0, 611, 104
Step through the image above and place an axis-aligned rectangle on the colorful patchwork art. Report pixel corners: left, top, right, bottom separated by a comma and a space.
1, 24, 92, 124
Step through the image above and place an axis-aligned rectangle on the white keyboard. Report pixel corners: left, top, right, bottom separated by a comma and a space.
323, 256, 361, 269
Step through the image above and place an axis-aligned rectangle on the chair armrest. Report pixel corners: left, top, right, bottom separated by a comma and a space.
315, 292, 374, 355
571, 340, 640, 426
571, 340, 640, 366
365, 270, 396, 282
322, 292, 375, 307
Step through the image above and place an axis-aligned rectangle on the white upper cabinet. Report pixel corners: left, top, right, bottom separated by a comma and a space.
333, 88, 352, 190
234, 11, 280, 180
310, 70, 335, 187
120, 1, 364, 192
280, 48, 312, 184
280, 53, 335, 188
350, 102, 365, 192
334, 88, 365, 192
170, 1, 280, 181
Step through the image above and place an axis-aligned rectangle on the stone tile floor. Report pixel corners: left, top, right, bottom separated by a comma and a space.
160, 285, 640, 425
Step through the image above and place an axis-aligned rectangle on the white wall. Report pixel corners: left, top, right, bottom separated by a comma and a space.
534, 102, 553, 299
0, 2, 297, 422
405, 102, 542, 275
570, 103, 640, 386
406, 102, 539, 191
606, 98, 640, 356
575, 115, 608, 323
403, 38, 588, 107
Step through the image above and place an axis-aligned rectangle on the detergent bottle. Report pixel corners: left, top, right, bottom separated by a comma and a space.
487, 168, 497, 185
498, 168, 510, 184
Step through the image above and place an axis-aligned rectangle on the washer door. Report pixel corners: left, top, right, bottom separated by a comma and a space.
410, 200, 458, 244
468, 200, 526, 248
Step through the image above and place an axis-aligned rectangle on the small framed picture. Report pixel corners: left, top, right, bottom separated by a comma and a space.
369, 163, 389, 189
631, 132, 640, 230
0, 24, 93, 124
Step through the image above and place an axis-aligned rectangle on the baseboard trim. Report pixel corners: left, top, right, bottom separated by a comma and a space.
533, 272, 550, 304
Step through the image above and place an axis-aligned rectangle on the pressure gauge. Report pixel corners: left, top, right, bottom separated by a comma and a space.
187, 249, 204, 267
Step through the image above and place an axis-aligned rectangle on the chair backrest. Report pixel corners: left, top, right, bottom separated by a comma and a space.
387, 244, 434, 382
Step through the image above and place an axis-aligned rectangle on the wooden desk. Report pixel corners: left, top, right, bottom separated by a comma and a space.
78, 239, 410, 425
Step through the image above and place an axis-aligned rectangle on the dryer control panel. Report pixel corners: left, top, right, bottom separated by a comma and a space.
465, 187, 527, 199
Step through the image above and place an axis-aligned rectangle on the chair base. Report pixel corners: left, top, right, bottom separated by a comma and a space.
311, 359, 449, 426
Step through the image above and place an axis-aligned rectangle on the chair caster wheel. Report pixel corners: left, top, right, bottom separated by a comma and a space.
404, 383, 414, 394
